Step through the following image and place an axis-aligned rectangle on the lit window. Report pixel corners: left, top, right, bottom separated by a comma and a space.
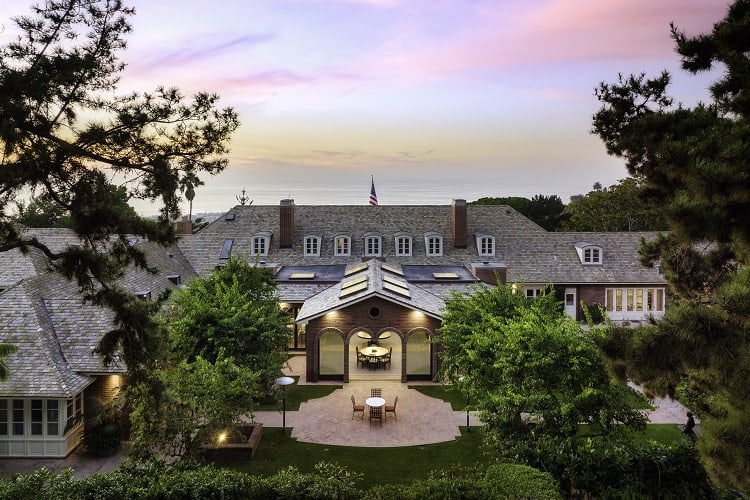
424, 233, 443, 257
334, 235, 351, 256
476, 235, 495, 257
364, 235, 381, 257
304, 236, 321, 257
395, 234, 412, 257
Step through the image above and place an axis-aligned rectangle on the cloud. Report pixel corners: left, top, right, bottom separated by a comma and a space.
365, 0, 729, 80
134, 33, 275, 71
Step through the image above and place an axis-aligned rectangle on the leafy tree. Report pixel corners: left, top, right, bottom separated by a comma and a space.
591, 0, 750, 489
562, 177, 667, 231
471, 194, 567, 231
438, 284, 651, 495
13, 194, 72, 228
166, 257, 289, 386
0, 344, 18, 380
129, 354, 259, 459
0, 1, 239, 380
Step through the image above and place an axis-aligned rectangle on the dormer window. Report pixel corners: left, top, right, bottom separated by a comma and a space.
252, 232, 271, 257
304, 235, 321, 257
364, 234, 382, 257
575, 242, 602, 265
334, 235, 351, 257
395, 233, 412, 257
424, 232, 443, 257
475, 234, 495, 257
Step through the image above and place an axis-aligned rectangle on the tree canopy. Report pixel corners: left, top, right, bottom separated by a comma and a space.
471, 194, 567, 231
0, 1, 239, 378
165, 257, 289, 386
562, 177, 667, 232
591, 0, 750, 489
438, 284, 651, 494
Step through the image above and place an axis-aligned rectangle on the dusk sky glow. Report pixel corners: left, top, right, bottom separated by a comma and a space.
1, 1, 730, 215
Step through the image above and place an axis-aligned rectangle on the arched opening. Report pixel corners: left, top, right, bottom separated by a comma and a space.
318, 330, 344, 379
349, 329, 402, 379
406, 330, 431, 379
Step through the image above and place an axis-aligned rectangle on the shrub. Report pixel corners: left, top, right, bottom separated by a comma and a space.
482, 463, 561, 499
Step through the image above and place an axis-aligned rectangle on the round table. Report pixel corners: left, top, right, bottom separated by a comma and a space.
365, 397, 385, 408
363, 346, 388, 358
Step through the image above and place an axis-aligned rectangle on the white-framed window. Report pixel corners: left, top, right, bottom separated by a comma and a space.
0, 398, 63, 438
424, 232, 443, 257
575, 242, 603, 265
525, 287, 543, 298
65, 393, 83, 434
304, 235, 321, 257
334, 235, 351, 257
583, 247, 601, 264
252, 232, 271, 257
364, 234, 382, 257
605, 287, 666, 320
395, 234, 412, 257
476, 235, 495, 257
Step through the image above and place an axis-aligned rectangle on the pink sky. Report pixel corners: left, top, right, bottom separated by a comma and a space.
1, 0, 729, 214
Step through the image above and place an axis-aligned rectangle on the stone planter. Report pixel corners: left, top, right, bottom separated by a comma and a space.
201, 423, 263, 460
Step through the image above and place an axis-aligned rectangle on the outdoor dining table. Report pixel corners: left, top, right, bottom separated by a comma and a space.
365, 397, 386, 409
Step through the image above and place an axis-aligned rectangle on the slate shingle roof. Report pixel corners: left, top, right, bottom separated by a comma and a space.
0, 232, 197, 397
178, 202, 665, 287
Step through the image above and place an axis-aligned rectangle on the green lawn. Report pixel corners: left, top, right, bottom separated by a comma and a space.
221, 427, 490, 490
237, 380, 686, 489
256, 378, 341, 411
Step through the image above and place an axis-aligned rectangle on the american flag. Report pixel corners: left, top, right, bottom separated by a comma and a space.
369, 177, 378, 206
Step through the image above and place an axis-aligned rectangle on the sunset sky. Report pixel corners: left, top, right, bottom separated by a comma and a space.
1, 0, 729, 214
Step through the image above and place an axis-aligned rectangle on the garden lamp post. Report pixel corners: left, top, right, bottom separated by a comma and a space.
275, 376, 295, 434
459, 376, 470, 433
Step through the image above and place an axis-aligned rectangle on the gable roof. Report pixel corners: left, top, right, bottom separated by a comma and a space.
296, 260, 452, 322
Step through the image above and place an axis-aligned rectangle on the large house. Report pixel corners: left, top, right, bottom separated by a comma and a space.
0, 199, 667, 457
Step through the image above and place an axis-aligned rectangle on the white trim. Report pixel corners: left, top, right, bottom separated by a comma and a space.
424, 232, 443, 257
304, 235, 321, 257
334, 235, 351, 257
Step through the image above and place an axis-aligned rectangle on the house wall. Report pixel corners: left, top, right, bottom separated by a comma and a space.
305, 297, 441, 382
85, 374, 129, 438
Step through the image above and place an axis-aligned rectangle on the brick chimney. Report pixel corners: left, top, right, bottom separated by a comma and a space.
452, 199, 467, 248
279, 199, 294, 248
176, 216, 192, 235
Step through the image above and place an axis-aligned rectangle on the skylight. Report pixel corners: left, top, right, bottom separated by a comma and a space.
381, 263, 404, 276
433, 272, 459, 279
383, 274, 409, 289
290, 272, 315, 279
383, 282, 411, 298
344, 263, 367, 276
340, 280, 368, 298
342, 274, 367, 289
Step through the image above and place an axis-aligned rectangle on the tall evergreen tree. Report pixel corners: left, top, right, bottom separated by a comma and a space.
0, 1, 239, 379
592, 0, 750, 489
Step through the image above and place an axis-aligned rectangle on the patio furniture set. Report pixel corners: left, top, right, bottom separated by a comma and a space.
351, 388, 398, 426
